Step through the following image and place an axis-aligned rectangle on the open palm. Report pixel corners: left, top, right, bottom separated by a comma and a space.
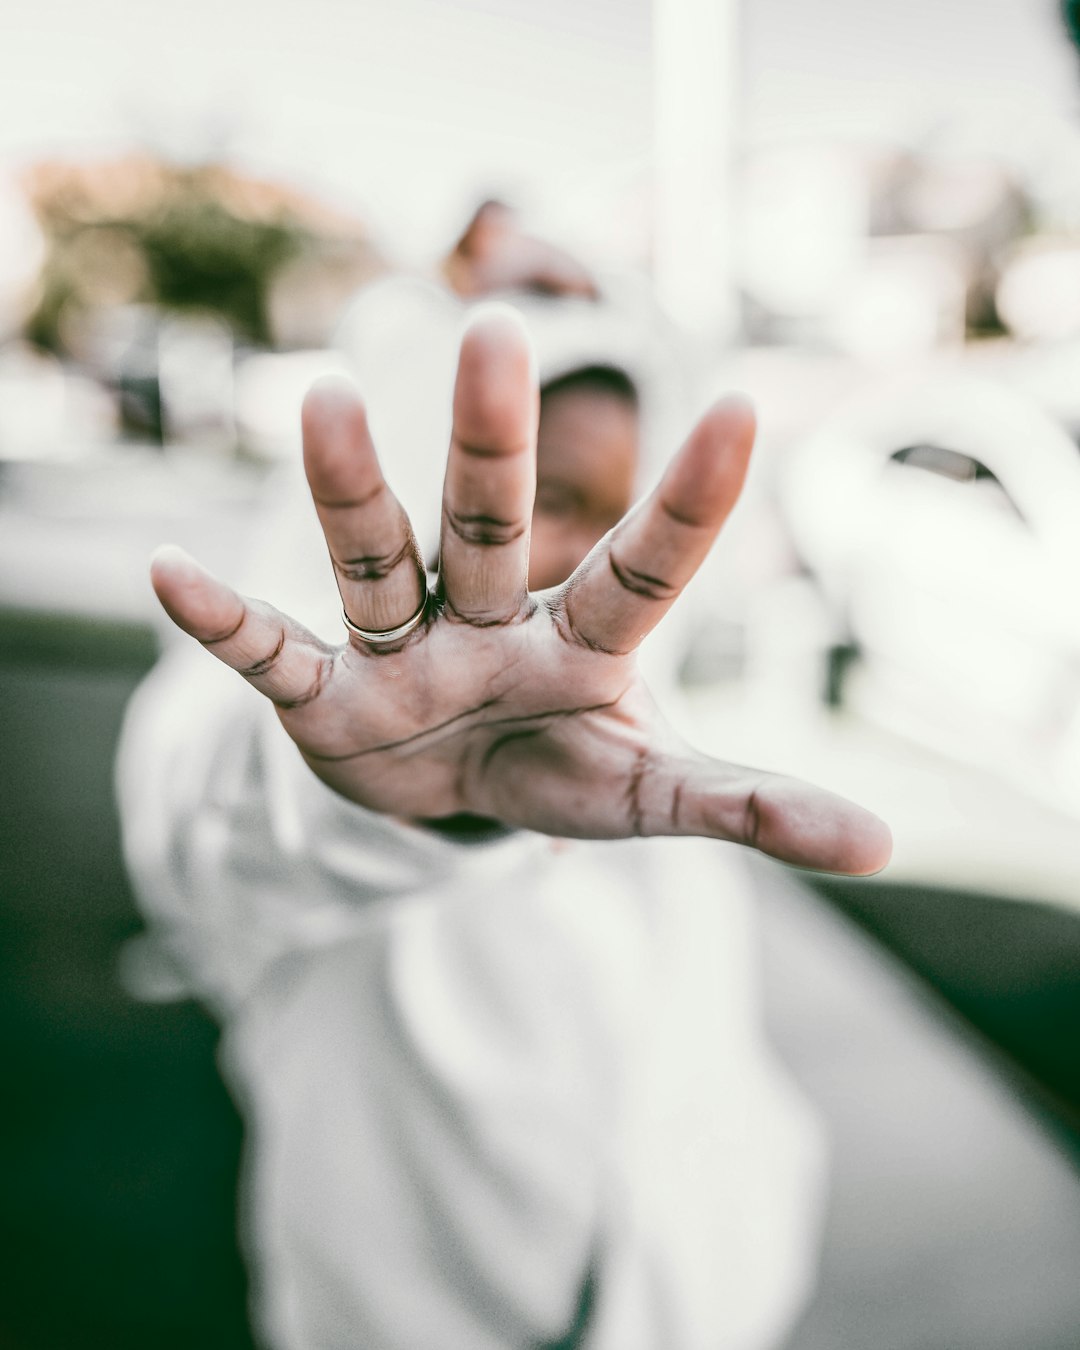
151, 306, 891, 873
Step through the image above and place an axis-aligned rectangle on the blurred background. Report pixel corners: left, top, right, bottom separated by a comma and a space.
2, 0, 1080, 1346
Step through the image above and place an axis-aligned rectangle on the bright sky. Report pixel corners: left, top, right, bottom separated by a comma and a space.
0, 0, 1075, 264
743, 0, 1078, 145
0, 0, 651, 263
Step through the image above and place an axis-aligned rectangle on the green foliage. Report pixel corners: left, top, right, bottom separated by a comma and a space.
23, 158, 371, 352
138, 193, 300, 342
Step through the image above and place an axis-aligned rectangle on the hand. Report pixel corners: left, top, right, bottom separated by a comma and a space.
150, 307, 891, 874
444, 200, 598, 299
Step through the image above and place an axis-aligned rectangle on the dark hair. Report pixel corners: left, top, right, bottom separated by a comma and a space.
540, 363, 639, 408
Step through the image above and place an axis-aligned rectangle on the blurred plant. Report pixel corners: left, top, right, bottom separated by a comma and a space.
20, 156, 383, 353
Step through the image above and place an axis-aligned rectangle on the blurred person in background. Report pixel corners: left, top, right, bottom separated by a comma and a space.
117, 206, 890, 1350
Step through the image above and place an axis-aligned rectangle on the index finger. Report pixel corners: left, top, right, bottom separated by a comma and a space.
557, 396, 755, 655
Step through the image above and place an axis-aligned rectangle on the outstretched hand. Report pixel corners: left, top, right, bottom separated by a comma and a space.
151, 306, 891, 874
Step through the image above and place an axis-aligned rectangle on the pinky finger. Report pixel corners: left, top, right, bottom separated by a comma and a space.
150, 544, 334, 709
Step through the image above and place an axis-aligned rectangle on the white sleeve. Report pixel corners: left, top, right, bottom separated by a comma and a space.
116, 645, 825, 1350
115, 643, 617, 1350
115, 637, 519, 1015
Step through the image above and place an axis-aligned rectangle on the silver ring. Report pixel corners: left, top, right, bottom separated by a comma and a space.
343, 591, 430, 646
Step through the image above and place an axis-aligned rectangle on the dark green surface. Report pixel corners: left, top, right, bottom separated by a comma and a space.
0, 620, 253, 1350
807, 876, 1080, 1146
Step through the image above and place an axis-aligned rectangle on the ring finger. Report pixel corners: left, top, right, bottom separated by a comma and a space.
302, 376, 427, 641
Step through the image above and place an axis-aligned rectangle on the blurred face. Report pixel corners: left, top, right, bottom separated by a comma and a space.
528, 381, 639, 590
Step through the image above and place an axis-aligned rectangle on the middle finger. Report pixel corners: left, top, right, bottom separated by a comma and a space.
558, 396, 755, 654
438, 305, 539, 626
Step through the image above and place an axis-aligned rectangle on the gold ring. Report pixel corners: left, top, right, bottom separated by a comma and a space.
342, 591, 429, 646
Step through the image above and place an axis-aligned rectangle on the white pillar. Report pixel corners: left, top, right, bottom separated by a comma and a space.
652, 0, 739, 339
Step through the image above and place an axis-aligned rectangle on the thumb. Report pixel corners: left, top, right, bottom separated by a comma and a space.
657, 753, 893, 875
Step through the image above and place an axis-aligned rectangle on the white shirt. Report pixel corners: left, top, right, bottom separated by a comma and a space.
117, 277, 825, 1348
118, 647, 825, 1350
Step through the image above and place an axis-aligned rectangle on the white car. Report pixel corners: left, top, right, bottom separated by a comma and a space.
780, 371, 1080, 811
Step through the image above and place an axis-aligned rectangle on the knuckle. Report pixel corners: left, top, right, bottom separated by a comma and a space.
312, 481, 385, 512
238, 628, 286, 678
334, 538, 415, 582
548, 595, 625, 656
444, 508, 526, 549
275, 655, 333, 709
742, 784, 764, 850
608, 553, 678, 602
660, 495, 707, 529
200, 612, 245, 646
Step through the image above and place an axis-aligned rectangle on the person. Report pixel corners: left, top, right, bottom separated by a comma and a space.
118, 224, 891, 1349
